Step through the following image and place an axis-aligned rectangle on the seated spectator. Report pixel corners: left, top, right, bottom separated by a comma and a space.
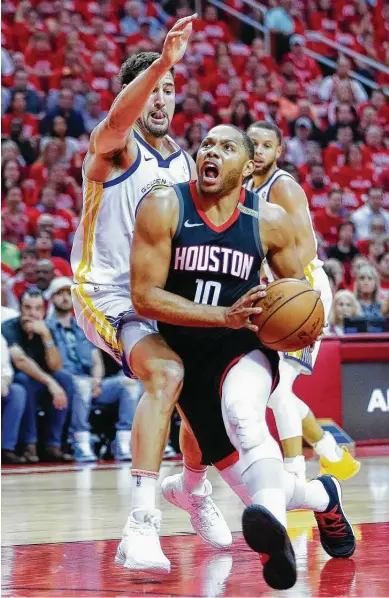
46, 278, 135, 461
196, 5, 234, 44
27, 186, 76, 243
327, 221, 360, 282
319, 55, 368, 103
264, 0, 295, 35
171, 95, 214, 137
1, 141, 25, 167
298, 141, 322, 183
120, 0, 163, 37
364, 125, 389, 174
326, 103, 359, 144
1, 186, 28, 246
184, 121, 206, 160
289, 100, 323, 145
278, 79, 300, 121
10, 69, 43, 115
283, 35, 322, 88
1, 335, 27, 464
263, 94, 289, 138
351, 187, 389, 240
302, 164, 333, 212
333, 143, 374, 209
6, 118, 39, 166
357, 216, 389, 256
354, 264, 383, 318
358, 107, 379, 139
29, 139, 63, 188
313, 189, 346, 246
6, 248, 38, 310
40, 116, 80, 163
230, 99, 255, 130
33, 214, 69, 259
2, 91, 39, 137
359, 89, 389, 130
41, 89, 85, 139
1, 220, 21, 275
36, 259, 56, 298
286, 117, 314, 166
324, 125, 355, 174
34, 232, 72, 277
82, 92, 107, 134
328, 290, 363, 335
2, 288, 76, 463
378, 253, 389, 303
368, 237, 388, 270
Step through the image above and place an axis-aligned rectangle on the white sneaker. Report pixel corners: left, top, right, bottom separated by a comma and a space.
114, 508, 171, 573
161, 473, 232, 548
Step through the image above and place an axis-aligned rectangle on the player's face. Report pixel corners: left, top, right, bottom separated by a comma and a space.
137, 72, 175, 138
196, 126, 254, 195
247, 128, 281, 176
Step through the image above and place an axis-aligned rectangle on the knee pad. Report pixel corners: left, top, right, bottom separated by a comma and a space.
239, 428, 283, 474
222, 392, 267, 452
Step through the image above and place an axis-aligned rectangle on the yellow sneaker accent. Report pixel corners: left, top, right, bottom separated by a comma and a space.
319, 446, 361, 481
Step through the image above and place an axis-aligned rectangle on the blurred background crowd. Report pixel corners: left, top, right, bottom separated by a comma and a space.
1, 0, 389, 464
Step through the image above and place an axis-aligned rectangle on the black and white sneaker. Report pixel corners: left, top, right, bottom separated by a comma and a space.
314, 475, 356, 558
242, 505, 297, 590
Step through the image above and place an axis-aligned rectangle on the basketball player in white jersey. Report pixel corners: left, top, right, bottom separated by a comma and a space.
245, 121, 360, 481
71, 16, 232, 573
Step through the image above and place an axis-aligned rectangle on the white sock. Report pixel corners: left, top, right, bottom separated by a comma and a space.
116, 430, 131, 454
313, 431, 342, 462
284, 472, 330, 512
284, 455, 306, 480
131, 469, 158, 512
242, 459, 287, 527
218, 461, 251, 506
74, 431, 93, 454
183, 463, 208, 494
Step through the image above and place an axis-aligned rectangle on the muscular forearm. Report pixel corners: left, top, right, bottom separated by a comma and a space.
12, 355, 52, 386
105, 58, 170, 133
133, 287, 227, 328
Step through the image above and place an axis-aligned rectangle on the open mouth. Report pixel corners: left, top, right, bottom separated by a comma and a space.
254, 159, 265, 168
150, 111, 167, 122
201, 161, 220, 184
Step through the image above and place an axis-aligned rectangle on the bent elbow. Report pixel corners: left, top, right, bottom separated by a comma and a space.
131, 291, 150, 318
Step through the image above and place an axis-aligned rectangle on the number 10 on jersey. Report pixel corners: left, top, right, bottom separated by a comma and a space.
194, 278, 221, 306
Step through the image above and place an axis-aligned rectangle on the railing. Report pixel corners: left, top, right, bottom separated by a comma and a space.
208, 0, 271, 54
304, 49, 380, 90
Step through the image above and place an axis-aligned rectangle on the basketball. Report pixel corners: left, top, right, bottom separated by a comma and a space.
252, 279, 324, 352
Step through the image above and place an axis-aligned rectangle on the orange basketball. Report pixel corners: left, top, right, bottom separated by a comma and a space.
252, 279, 324, 352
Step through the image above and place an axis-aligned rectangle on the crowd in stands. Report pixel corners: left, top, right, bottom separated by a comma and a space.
2, 0, 389, 463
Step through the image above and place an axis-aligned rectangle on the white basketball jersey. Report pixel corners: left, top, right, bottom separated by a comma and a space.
71, 131, 191, 288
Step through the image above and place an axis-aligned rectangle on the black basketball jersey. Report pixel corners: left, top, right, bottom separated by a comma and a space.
158, 181, 265, 351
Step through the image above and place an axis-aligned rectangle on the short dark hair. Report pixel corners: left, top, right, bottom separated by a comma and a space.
20, 247, 37, 259
225, 124, 254, 160
119, 52, 174, 86
338, 221, 355, 233
328, 188, 342, 198
247, 121, 283, 145
20, 286, 44, 305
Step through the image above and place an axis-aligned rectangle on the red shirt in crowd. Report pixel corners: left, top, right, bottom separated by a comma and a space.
302, 180, 333, 212
26, 207, 75, 243
333, 165, 374, 207
1, 112, 39, 137
313, 209, 345, 245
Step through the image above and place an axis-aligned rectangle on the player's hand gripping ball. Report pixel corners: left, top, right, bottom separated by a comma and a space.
252, 279, 324, 351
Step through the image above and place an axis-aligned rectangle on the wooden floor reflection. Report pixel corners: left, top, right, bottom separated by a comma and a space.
2, 451, 389, 597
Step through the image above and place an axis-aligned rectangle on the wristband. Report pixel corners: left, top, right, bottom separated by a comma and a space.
44, 340, 55, 349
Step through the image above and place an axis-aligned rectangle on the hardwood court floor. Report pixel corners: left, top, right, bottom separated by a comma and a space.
2, 450, 389, 597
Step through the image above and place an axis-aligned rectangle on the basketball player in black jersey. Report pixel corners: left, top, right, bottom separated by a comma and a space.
131, 124, 356, 589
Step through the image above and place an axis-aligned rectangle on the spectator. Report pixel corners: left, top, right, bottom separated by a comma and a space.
364, 125, 389, 174
298, 141, 322, 183
34, 232, 72, 277
1, 288, 75, 463
10, 69, 43, 114
1, 220, 21, 274
314, 189, 346, 246
378, 253, 389, 303
184, 121, 206, 160
198, 5, 234, 44
172, 95, 213, 137
283, 35, 322, 87
41, 89, 85, 138
40, 116, 79, 163
265, 0, 295, 35
286, 117, 313, 166
319, 55, 368, 103
302, 164, 333, 212
368, 237, 388, 269
27, 185, 76, 243
323, 258, 345, 293
289, 100, 323, 145
120, 1, 163, 37
2, 91, 39, 137
7, 117, 39, 165
354, 263, 383, 317
29, 139, 63, 188
230, 100, 254, 130
1, 274, 20, 324
351, 187, 389, 239
324, 126, 355, 174
36, 259, 56, 296
327, 221, 360, 282
6, 248, 38, 310
325, 103, 359, 143
1, 335, 27, 464
2, 159, 23, 198
1, 140, 24, 167
328, 290, 362, 335
263, 94, 289, 138
82, 92, 107, 134
46, 278, 135, 461
333, 143, 374, 209
2, 186, 28, 246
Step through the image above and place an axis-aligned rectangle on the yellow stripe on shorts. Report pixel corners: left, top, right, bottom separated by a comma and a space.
73, 284, 122, 355
74, 180, 104, 284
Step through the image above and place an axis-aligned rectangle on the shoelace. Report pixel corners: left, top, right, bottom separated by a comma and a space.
128, 514, 161, 536
189, 495, 220, 530
315, 505, 347, 538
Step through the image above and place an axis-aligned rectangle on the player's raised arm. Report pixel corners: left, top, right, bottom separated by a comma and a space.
130, 189, 265, 331
90, 15, 196, 156
261, 203, 305, 280
270, 177, 317, 267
